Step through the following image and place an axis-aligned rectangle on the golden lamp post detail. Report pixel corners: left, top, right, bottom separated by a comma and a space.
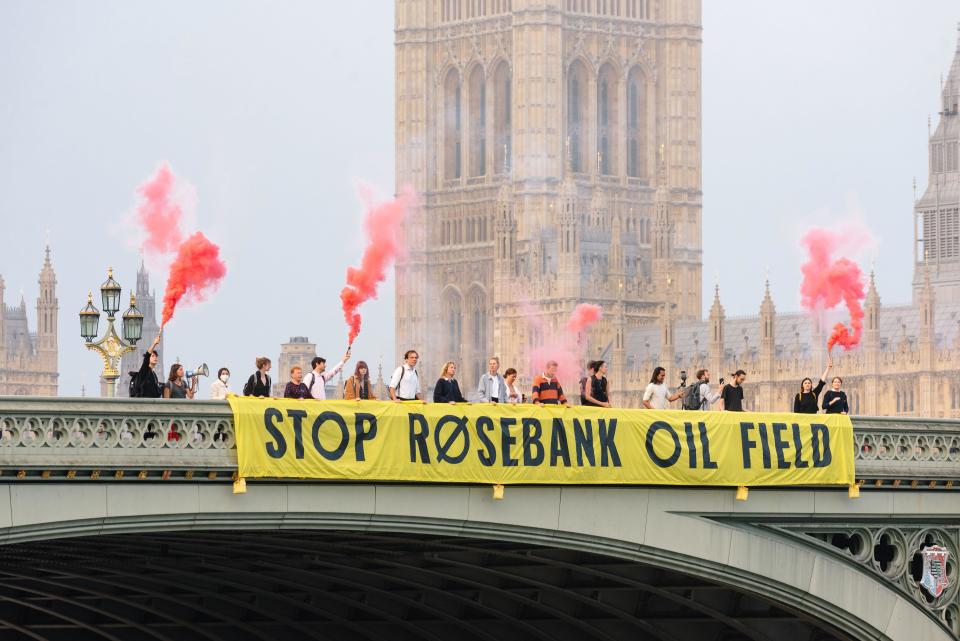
79, 268, 144, 398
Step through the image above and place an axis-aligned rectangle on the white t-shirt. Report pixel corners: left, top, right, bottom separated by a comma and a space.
305, 360, 345, 400
643, 382, 670, 410
390, 364, 421, 399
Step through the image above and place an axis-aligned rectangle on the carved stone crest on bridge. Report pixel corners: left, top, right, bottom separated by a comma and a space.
921, 545, 950, 598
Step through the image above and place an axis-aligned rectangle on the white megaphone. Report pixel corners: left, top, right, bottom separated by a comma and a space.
185, 363, 209, 380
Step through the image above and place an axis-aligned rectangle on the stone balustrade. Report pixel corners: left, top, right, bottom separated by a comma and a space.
0, 397, 957, 485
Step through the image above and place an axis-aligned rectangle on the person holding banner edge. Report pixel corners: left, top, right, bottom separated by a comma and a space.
389, 350, 423, 401
532, 361, 567, 405
434, 361, 467, 404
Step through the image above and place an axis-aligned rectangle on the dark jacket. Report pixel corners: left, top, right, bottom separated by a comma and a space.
822, 390, 849, 414
244, 372, 272, 397
136, 352, 163, 398
793, 379, 825, 414
283, 382, 311, 399
433, 378, 466, 403
581, 375, 609, 407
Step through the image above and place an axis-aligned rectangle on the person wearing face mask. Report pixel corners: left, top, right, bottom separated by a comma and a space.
209, 367, 231, 400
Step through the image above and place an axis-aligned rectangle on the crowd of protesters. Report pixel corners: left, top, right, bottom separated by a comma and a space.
129, 332, 849, 414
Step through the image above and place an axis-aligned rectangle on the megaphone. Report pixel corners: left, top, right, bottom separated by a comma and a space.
185, 363, 209, 379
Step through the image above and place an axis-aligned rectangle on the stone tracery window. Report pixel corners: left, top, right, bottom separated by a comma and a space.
444, 69, 462, 180
468, 66, 486, 177
627, 66, 646, 178
597, 63, 618, 175
567, 60, 589, 173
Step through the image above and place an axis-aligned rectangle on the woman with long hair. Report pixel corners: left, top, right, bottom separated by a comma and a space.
243, 357, 272, 398
344, 360, 377, 400
793, 356, 832, 414
822, 376, 849, 415
163, 363, 196, 399
433, 361, 466, 404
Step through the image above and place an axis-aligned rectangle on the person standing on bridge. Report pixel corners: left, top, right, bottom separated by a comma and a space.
243, 357, 272, 397
133, 333, 163, 398
720, 370, 747, 411
434, 361, 467, 404
642, 367, 683, 410
583, 360, 612, 408
822, 376, 849, 415
304, 350, 351, 401
477, 356, 508, 403
163, 364, 197, 400
283, 366, 311, 399
389, 350, 423, 401
793, 357, 832, 414
533, 361, 567, 406
209, 367, 231, 400
344, 360, 376, 400
503, 367, 523, 403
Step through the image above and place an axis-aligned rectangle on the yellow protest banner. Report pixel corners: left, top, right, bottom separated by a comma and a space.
228, 398, 855, 486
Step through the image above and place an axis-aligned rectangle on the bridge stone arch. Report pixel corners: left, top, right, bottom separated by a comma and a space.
0, 482, 950, 641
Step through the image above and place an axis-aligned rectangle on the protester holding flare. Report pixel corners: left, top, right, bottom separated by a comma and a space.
304, 350, 351, 400
434, 362, 467, 404
793, 355, 833, 414
133, 333, 164, 398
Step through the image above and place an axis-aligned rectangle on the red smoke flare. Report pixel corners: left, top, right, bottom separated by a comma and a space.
526, 303, 605, 385
340, 186, 416, 345
161, 232, 227, 326
799, 226, 867, 352
136, 164, 184, 254
567, 303, 603, 333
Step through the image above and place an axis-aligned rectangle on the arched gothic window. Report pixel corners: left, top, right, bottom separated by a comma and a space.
444, 69, 462, 180
444, 290, 463, 358
469, 289, 488, 381
567, 61, 589, 172
468, 66, 486, 177
597, 63, 618, 174
493, 62, 511, 174
627, 66, 646, 178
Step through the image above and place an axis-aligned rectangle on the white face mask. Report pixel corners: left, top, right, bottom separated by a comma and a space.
220, 374, 230, 383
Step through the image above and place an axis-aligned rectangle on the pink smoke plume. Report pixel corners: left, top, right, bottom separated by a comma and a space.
340, 186, 416, 346
567, 303, 603, 333
161, 232, 227, 326
134, 164, 227, 328
799, 225, 868, 352
136, 163, 184, 254
525, 303, 604, 385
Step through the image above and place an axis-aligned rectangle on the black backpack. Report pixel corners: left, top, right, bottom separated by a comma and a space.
682, 382, 702, 410
128, 371, 141, 398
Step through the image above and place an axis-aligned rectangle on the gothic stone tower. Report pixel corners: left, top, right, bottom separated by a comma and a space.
914, 25, 960, 302
395, 0, 702, 391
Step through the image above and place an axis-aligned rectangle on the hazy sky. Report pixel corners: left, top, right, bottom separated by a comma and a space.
0, 1, 956, 396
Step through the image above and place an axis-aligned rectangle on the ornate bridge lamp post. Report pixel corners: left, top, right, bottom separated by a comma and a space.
79, 268, 144, 397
